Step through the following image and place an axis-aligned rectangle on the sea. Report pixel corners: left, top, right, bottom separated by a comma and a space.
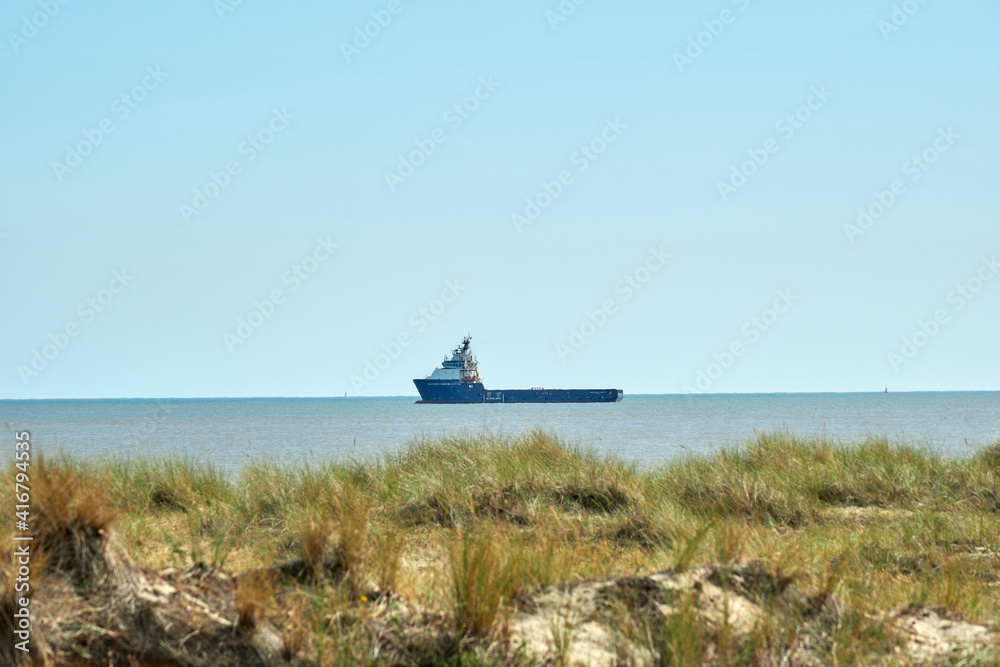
1, 393, 997, 473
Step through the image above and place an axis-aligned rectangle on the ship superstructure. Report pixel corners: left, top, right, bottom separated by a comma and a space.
427, 336, 481, 383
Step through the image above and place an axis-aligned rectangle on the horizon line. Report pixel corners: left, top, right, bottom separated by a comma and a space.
3, 389, 999, 402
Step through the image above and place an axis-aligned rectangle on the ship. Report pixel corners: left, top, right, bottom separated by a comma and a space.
413, 336, 623, 404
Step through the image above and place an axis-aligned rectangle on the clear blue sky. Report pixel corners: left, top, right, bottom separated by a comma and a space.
2, 0, 997, 399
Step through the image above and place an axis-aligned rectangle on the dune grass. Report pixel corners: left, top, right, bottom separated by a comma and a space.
3, 430, 998, 665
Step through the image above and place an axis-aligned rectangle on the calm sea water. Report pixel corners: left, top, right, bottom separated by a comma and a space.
1, 393, 997, 472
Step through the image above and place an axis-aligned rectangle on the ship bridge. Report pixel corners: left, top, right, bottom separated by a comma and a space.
427, 335, 480, 383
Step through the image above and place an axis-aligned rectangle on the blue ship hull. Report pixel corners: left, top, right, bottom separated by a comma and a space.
413, 379, 623, 404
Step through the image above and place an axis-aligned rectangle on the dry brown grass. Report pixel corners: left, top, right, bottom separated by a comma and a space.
2, 457, 304, 666
300, 517, 334, 576
447, 525, 515, 638
31, 457, 116, 588
333, 490, 370, 600
236, 570, 275, 629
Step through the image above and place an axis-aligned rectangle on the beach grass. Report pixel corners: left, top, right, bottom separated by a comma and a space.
2, 431, 998, 665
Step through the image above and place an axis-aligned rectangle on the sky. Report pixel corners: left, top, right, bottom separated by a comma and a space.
1, 0, 998, 399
